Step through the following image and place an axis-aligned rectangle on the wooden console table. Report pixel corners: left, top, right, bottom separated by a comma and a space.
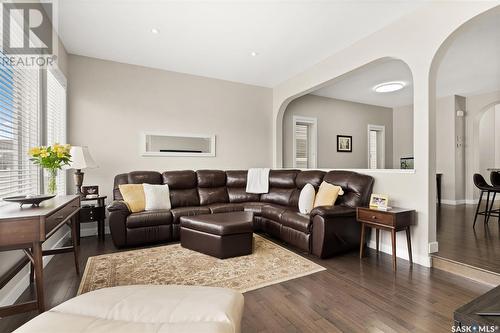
0, 195, 80, 317
357, 207, 415, 270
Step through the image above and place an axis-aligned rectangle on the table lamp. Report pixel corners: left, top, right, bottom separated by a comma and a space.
68, 146, 98, 195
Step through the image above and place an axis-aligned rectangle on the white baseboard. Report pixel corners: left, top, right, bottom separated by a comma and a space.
367, 239, 431, 267
0, 229, 71, 307
441, 198, 500, 205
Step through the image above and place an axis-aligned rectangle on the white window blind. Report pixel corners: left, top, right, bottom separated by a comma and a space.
295, 123, 308, 168
0, 54, 41, 201
369, 130, 378, 169
45, 69, 67, 195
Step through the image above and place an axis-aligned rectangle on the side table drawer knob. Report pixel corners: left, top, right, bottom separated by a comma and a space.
372, 216, 377, 219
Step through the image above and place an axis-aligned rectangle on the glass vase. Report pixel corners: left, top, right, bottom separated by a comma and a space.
46, 169, 58, 195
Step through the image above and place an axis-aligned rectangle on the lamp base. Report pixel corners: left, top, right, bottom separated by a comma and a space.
74, 169, 84, 196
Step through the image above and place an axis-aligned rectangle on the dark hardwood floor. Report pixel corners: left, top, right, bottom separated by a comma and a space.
0, 231, 492, 333
436, 202, 500, 274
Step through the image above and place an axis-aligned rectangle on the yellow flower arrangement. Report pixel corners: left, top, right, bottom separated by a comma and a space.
28, 144, 72, 194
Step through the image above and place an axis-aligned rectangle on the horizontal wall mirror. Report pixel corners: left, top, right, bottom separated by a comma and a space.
282, 58, 414, 170
142, 132, 216, 157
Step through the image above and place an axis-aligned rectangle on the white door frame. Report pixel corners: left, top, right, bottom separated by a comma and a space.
367, 124, 386, 169
292, 116, 318, 168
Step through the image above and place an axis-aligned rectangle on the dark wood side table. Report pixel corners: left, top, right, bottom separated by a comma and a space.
79, 196, 107, 241
357, 207, 416, 270
0, 195, 80, 317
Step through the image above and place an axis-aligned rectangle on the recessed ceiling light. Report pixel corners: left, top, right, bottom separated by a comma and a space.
373, 81, 405, 93
151, 28, 160, 34
250, 51, 259, 57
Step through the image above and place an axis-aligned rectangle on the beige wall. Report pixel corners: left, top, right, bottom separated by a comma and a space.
283, 95, 393, 169
392, 104, 414, 168
67, 55, 273, 200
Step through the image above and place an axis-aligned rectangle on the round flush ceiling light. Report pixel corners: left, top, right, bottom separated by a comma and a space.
373, 81, 405, 93
250, 51, 259, 57
151, 28, 160, 34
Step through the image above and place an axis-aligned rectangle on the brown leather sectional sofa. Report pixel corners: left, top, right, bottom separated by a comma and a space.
107, 169, 374, 258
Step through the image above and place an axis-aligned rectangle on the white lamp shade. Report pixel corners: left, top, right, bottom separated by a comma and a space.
69, 146, 98, 169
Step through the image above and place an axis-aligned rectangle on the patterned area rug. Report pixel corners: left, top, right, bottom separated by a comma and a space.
78, 234, 325, 294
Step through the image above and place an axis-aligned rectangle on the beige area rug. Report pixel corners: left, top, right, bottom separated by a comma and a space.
78, 234, 325, 294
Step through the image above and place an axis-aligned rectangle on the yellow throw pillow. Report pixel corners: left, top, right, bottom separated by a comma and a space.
313, 181, 344, 208
119, 184, 146, 213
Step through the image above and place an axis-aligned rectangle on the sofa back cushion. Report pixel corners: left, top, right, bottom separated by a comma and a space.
225, 170, 261, 203
323, 170, 374, 208
162, 170, 199, 208
260, 170, 299, 206
113, 171, 162, 201
196, 170, 229, 205
290, 170, 326, 207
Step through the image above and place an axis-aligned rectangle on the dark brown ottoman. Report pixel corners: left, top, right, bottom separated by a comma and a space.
180, 211, 254, 259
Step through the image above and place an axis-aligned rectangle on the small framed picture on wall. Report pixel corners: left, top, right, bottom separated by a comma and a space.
337, 135, 352, 152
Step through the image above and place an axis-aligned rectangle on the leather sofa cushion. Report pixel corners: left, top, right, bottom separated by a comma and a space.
169, 188, 200, 208
260, 188, 295, 206
295, 170, 325, 189
113, 173, 128, 201
197, 170, 226, 187
323, 171, 374, 208
227, 188, 260, 203
243, 202, 266, 216
126, 210, 172, 229
171, 206, 211, 224
208, 203, 244, 214
261, 204, 288, 221
225, 170, 247, 187
268, 169, 299, 188
198, 187, 229, 206
128, 171, 163, 185
162, 170, 197, 189
180, 212, 253, 236
281, 210, 311, 233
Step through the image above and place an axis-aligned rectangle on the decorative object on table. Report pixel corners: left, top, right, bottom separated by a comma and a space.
400, 157, 414, 169
67, 146, 98, 195
337, 135, 352, 152
357, 207, 415, 270
369, 193, 390, 210
28, 144, 72, 194
81, 185, 99, 198
3, 194, 55, 207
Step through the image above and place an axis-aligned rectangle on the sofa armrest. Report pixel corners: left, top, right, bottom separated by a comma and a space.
107, 201, 131, 248
310, 205, 356, 219
107, 200, 130, 213
310, 205, 363, 259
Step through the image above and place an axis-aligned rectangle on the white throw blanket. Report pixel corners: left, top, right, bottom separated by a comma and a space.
246, 168, 270, 194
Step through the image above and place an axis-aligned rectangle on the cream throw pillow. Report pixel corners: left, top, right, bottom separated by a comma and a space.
313, 181, 344, 208
119, 184, 146, 213
143, 184, 171, 211
298, 183, 316, 214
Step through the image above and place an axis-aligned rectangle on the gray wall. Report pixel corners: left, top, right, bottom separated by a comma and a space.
392, 104, 414, 167
67, 55, 273, 201
283, 94, 394, 169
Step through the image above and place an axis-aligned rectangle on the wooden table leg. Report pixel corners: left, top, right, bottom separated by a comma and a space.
376, 229, 380, 253
32, 242, 44, 313
406, 227, 413, 265
29, 250, 34, 283
359, 223, 366, 258
71, 216, 80, 275
391, 229, 397, 270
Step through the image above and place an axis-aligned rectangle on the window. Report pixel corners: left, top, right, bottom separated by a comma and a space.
369, 130, 377, 169
45, 69, 67, 195
0, 53, 41, 201
293, 116, 317, 168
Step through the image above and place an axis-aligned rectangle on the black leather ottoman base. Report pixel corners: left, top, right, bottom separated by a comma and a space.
180, 227, 253, 259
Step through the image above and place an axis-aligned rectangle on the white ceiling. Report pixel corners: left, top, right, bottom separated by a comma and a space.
58, 0, 425, 87
311, 59, 413, 108
310, 7, 500, 108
